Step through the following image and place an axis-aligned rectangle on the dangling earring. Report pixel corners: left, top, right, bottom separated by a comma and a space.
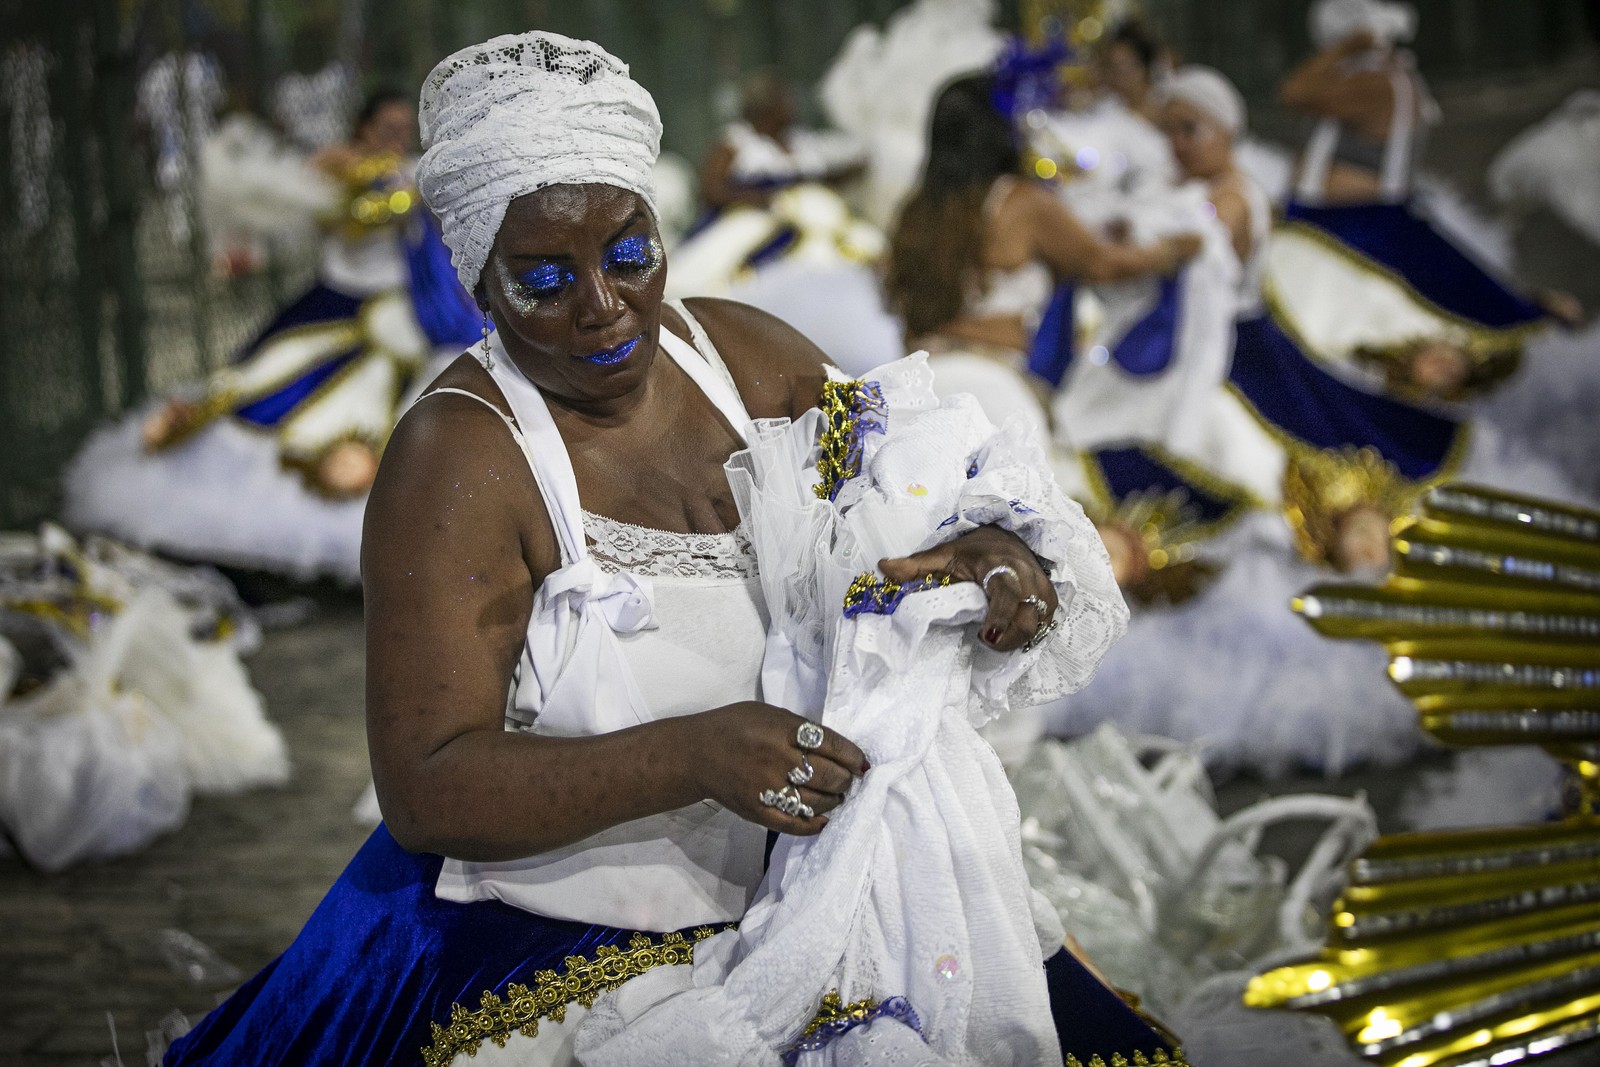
477, 312, 494, 371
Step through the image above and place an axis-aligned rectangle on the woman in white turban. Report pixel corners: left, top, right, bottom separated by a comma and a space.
161, 31, 1181, 1067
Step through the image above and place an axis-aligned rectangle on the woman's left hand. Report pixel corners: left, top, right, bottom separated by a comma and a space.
879, 525, 1057, 652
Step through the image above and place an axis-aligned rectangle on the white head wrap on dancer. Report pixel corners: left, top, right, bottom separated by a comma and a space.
415, 31, 663, 291
1311, 0, 1418, 49
1156, 65, 1246, 137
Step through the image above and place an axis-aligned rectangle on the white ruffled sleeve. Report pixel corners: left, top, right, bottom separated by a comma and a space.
922, 414, 1130, 720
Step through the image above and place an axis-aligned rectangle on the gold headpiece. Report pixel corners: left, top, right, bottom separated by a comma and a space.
1281, 445, 1418, 567
1351, 335, 1523, 403
1085, 487, 1221, 605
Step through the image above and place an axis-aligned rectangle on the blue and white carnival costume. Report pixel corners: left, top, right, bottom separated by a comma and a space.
65, 153, 482, 582
1266, 2, 1551, 402
167, 30, 1185, 1065
662, 111, 895, 375
165, 309, 1181, 1067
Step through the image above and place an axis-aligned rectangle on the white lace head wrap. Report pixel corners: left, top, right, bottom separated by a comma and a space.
416, 32, 663, 291
1311, 0, 1417, 49
1155, 65, 1246, 137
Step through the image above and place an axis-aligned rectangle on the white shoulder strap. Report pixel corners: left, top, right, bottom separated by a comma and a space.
475, 341, 589, 567
661, 299, 754, 438
415, 383, 583, 568
1378, 65, 1415, 201
1295, 118, 1340, 202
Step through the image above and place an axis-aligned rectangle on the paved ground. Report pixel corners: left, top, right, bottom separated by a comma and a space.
4, 58, 1598, 1067
0, 597, 371, 1065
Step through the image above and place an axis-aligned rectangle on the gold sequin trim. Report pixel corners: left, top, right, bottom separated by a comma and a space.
1064, 1051, 1191, 1067
814, 377, 886, 501
801, 990, 882, 1038
842, 572, 951, 617
419, 927, 720, 1067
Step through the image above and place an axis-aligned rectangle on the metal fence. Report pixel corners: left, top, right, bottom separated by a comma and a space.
0, 0, 1593, 529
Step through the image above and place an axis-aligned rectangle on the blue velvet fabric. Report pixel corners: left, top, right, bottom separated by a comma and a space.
1046, 949, 1177, 1065
744, 224, 801, 270
165, 826, 1179, 1066
1027, 273, 1182, 388
403, 214, 486, 348
1229, 313, 1463, 482
165, 825, 666, 1067
229, 284, 361, 367
1283, 200, 1544, 330
1091, 445, 1249, 526
1028, 282, 1077, 388
1107, 275, 1182, 376
233, 347, 363, 428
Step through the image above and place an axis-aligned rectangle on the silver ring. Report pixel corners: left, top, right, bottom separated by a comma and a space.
759, 785, 813, 819
979, 564, 1018, 594
788, 758, 814, 786
1022, 618, 1060, 653
1021, 595, 1050, 620
796, 721, 825, 751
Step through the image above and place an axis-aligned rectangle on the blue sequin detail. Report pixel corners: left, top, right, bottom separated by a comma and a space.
519, 262, 575, 296
816, 379, 888, 501
842, 575, 948, 619
605, 234, 656, 271
781, 997, 924, 1066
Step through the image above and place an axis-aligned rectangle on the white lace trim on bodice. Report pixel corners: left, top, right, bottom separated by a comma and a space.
581, 510, 756, 579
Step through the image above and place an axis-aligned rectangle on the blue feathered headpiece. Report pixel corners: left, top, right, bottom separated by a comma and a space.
990, 33, 1074, 121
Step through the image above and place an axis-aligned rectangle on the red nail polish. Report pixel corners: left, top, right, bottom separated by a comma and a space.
862, 758, 872, 773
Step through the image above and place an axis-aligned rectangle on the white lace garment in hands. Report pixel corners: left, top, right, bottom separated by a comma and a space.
573, 354, 1129, 1065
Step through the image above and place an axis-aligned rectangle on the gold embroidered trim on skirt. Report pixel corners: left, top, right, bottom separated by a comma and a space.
419, 926, 719, 1067
1064, 1050, 1191, 1067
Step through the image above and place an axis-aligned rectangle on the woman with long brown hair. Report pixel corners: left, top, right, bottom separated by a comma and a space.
884, 72, 1198, 438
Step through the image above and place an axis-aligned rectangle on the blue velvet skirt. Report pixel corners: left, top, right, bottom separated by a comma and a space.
165, 825, 1182, 1066
1281, 201, 1545, 333
1229, 312, 1466, 482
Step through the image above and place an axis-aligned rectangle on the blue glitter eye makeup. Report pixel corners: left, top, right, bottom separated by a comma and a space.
518, 262, 575, 297
605, 234, 657, 272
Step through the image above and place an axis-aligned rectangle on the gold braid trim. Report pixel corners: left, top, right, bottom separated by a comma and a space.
419, 927, 720, 1067
1064, 1051, 1192, 1067
814, 377, 886, 501
801, 990, 882, 1038
1266, 221, 1548, 351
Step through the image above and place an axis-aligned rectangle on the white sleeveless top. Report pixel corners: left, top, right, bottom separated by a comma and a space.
1295, 50, 1440, 204
428, 301, 771, 931
965, 176, 1053, 328
1234, 174, 1274, 317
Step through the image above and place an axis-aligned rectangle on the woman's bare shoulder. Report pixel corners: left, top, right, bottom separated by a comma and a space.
674, 297, 833, 420
362, 356, 556, 581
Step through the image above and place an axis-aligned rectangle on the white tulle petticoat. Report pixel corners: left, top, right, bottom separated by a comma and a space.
571, 354, 1127, 1065
0, 528, 286, 871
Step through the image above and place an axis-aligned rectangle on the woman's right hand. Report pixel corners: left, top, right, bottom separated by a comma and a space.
680, 702, 869, 836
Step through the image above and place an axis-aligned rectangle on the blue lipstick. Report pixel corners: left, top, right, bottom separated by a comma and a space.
585, 336, 640, 366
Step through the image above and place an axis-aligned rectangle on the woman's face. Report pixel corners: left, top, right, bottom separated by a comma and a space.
1407, 340, 1471, 397
1158, 99, 1232, 180
480, 184, 667, 407
358, 101, 417, 157
1331, 504, 1393, 575
1097, 43, 1151, 107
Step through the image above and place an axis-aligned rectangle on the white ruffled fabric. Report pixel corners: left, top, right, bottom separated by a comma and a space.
0, 528, 285, 871
416, 31, 662, 290
572, 354, 1126, 1065
1490, 90, 1600, 250
1045, 513, 1421, 778
1053, 182, 1245, 462
819, 0, 1005, 229
64, 408, 368, 583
